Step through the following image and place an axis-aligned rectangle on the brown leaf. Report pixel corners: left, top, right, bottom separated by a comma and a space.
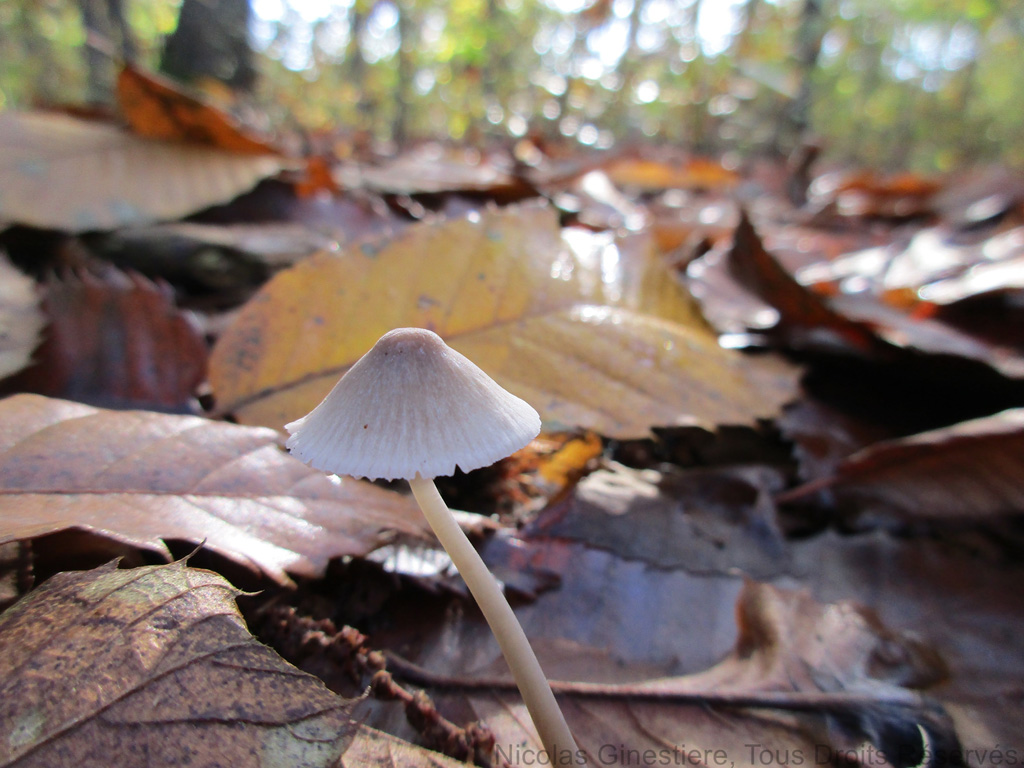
779, 408, 1024, 518
524, 464, 789, 579
718, 211, 881, 352
0, 111, 289, 232
389, 578, 952, 766
336, 144, 532, 199
0, 394, 429, 584
810, 170, 941, 220
9, 269, 206, 411
0, 559, 358, 768
0, 254, 44, 381
828, 291, 1024, 378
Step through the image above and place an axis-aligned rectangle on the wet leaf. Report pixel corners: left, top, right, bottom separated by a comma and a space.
0, 111, 289, 232
8, 269, 207, 411
0, 394, 428, 584
210, 203, 798, 437
0, 254, 43, 381
0, 559, 359, 768
779, 408, 1024, 518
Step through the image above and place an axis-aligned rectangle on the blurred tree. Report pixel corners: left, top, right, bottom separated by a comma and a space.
1, 0, 1021, 169
161, 0, 256, 91
79, 0, 135, 104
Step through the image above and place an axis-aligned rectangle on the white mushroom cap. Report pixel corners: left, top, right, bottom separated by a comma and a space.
285, 328, 542, 481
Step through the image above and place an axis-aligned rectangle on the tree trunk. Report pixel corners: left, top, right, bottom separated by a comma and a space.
785, 0, 827, 149
160, 0, 256, 91
78, 0, 136, 105
393, 0, 416, 146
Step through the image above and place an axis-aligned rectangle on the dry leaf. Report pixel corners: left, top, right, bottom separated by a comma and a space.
0, 394, 428, 584
210, 203, 798, 437
603, 155, 740, 193
335, 144, 531, 198
0, 559, 358, 768
340, 726, 472, 768
391, 578, 952, 767
0, 254, 43, 380
0, 111, 289, 232
525, 463, 788, 578
711, 211, 880, 352
9, 269, 206, 411
828, 292, 1024, 378
117, 65, 279, 155
810, 170, 941, 220
779, 408, 1024, 518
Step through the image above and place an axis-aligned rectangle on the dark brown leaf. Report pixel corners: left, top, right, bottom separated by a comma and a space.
722, 211, 881, 352
9, 269, 206, 411
779, 408, 1024, 518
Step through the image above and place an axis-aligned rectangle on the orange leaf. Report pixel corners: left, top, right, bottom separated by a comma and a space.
116, 65, 279, 155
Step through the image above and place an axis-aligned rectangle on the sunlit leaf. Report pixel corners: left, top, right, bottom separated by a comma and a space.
0, 394, 428, 584
210, 203, 798, 438
0, 111, 290, 232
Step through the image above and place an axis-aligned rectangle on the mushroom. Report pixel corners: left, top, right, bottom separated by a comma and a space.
285, 327, 580, 763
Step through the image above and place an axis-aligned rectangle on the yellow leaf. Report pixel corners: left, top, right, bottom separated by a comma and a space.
210, 204, 798, 438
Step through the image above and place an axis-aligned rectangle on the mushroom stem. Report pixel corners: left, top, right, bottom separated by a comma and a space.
409, 475, 580, 764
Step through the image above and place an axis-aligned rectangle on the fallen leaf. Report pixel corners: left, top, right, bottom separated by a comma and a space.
0, 559, 359, 768
525, 463, 789, 578
210, 203, 799, 437
704, 211, 881, 352
549, 170, 649, 231
788, 529, 1024, 765
0, 111, 289, 232
386, 575, 953, 767
0, 394, 429, 584
117, 65, 279, 155
87, 222, 338, 296
778, 408, 1024, 518
0, 254, 43, 380
335, 144, 531, 199
603, 155, 740, 193
809, 170, 941, 220
8, 269, 207, 411
777, 399, 898, 483
828, 292, 1024, 379
339, 725, 472, 768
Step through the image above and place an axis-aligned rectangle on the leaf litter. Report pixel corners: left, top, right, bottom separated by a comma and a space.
2, 103, 1024, 767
